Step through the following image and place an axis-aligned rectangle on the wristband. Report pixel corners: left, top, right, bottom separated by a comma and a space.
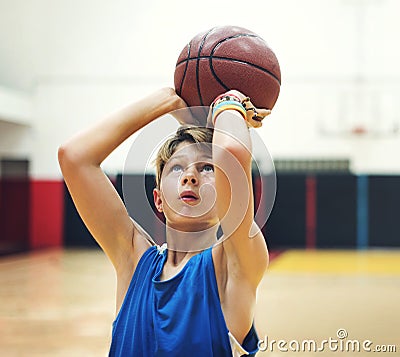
212, 100, 244, 113
212, 101, 247, 125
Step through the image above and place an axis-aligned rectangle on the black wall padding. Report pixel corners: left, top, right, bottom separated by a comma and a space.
63, 173, 400, 249
117, 174, 165, 244
63, 182, 99, 248
369, 176, 400, 247
264, 174, 306, 249
316, 175, 357, 248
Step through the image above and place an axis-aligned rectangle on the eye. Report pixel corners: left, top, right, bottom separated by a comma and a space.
171, 164, 183, 173
201, 164, 214, 173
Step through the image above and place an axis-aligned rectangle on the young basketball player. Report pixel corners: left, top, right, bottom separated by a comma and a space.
58, 88, 270, 356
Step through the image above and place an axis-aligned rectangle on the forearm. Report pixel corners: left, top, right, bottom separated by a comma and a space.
212, 110, 253, 227
59, 87, 181, 166
212, 110, 252, 161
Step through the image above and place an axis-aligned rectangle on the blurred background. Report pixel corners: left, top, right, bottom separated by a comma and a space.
0, 0, 399, 356
1, 0, 399, 252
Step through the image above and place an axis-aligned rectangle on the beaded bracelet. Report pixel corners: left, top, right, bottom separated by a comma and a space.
212, 93, 242, 107
212, 100, 247, 125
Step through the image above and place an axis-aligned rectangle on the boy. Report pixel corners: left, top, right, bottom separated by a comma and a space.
58, 88, 270, 356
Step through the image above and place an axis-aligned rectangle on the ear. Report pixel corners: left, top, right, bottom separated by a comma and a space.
153, 188, 163, 212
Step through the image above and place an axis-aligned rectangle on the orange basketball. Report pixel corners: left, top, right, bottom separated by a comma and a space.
174, 25, 281, 110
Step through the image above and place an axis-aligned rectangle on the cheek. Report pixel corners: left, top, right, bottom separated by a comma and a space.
201, 176, 216, 195
160, 177, 179, 206
160, 172, 177, 190
198, 181, 217, 214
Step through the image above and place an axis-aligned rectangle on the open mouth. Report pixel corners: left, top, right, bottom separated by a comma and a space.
180, 191, 199, 202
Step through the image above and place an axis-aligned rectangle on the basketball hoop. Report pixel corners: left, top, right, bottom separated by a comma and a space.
350, 125, 368, 136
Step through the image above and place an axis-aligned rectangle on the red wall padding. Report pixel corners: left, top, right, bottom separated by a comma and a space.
30, 180, 64, 249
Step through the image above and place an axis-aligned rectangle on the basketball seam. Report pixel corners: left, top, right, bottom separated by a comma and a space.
196, 28, 216, 107
177, 55, 281, 86
209, 55, 229, 92
208, 34, 261, 91
177, 42, 191, 96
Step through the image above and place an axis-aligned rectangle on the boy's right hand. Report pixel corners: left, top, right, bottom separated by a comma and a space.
168, 89, 205, 127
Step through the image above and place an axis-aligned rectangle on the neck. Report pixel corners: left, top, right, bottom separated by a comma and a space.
165, 224, 219, 253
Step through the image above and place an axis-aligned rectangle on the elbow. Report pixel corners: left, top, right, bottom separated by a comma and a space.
58, 144, 71, 167
58, 143, 80, 173
57, 144, 67, 165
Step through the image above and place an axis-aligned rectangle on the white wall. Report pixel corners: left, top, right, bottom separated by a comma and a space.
0, 86, 33, 159
0, 0, 399, 177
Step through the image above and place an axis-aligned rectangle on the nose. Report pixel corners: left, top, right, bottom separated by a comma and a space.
180, 169, 198, 186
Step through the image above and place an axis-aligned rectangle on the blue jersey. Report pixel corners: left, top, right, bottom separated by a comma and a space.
109, 245, 259, 356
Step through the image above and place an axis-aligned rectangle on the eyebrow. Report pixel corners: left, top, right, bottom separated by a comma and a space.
170, 153, 212, 161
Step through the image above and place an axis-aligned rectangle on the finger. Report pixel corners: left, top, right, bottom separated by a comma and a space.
248, 119, 262, 128
250, 109, 270, 122
257, 109, 271, 117
226, 89, 246, 101
241, 97, 254, 110
248, 109, 271, 128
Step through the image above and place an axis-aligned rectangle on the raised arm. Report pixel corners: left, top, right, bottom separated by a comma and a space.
211, 91, 270, 288
58, 88, 185, 271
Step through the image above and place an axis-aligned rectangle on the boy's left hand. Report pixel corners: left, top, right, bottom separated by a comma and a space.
208, 90, 271, 128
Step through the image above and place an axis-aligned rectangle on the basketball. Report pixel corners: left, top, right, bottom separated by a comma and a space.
174, 26, 281, 111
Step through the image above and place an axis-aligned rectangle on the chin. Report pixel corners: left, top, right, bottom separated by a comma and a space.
167, 215, 218, 232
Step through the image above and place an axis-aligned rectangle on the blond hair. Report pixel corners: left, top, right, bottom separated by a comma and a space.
154, 126, 213, 187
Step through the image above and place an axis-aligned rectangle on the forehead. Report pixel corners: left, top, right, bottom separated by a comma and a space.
169, 141, 212, 162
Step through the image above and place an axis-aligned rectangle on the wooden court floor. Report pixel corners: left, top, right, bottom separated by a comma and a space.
1, 248, 399, 356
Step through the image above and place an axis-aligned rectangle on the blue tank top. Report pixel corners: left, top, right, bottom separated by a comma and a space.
109, 245, 259, 356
